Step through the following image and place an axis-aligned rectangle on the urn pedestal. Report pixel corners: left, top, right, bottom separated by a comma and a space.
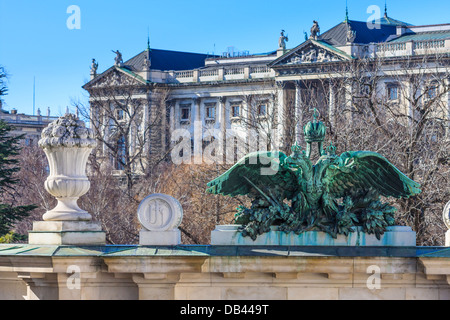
211, 225, 417, 246
28, 114, 105, 245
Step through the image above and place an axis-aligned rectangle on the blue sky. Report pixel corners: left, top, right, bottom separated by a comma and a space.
1, 0, 449, 116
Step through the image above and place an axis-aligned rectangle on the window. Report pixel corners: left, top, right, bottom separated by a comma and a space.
231, 104, 240, 118
257, 103, 267, 117
205, 103, 216, 120
387, 84, 399, 101
180, 104, 191, 122
116, 109, 124, 120
426, 82, 438, 100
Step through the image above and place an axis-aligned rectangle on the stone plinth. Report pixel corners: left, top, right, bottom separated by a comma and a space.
446, 230, 450, 247
137, 194, 183, 246
211, 225, 416, 246
139, 229, 181, 246
28, 221, 106, 245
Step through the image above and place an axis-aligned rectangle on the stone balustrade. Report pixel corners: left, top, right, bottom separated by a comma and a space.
168, 66, 275, 84
1, 111, 449, 301
0, 244, 449, 300
376, 39, 450, 57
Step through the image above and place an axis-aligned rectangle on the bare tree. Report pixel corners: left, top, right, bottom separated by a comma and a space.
301, 53, 450, 245
77, 72, 172, 194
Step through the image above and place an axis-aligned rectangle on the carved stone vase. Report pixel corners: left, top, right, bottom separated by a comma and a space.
38, 113, 97, 221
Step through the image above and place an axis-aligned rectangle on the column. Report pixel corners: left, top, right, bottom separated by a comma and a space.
161, 97, 167, 154
294, 81, 303, 144
192, 97, 202, 164
143, 97, 150, 155
344, 82, 354, 124
329, 82, 336, 129
169, 100, 175, 135
445, 78, 450, 138
276, 81, 285, 151
218, 96, 226, 163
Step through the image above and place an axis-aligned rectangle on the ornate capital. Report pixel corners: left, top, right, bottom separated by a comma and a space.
276, 81, 285, 89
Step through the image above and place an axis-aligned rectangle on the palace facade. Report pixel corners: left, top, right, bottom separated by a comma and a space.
0, 102, 59, 146
82, 11, 450, 173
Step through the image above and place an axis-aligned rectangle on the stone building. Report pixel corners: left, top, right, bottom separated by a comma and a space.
82, 10, 450, 173
0, 102, 59, 146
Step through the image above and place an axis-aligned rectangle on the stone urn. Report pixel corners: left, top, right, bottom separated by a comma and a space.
38, 113, 97, 221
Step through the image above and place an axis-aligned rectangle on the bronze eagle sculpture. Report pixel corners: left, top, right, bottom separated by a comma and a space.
207, 110, 421, 240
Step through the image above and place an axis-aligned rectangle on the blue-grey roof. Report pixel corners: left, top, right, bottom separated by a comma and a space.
123, 48, 215, 72
319, 20, 401, 45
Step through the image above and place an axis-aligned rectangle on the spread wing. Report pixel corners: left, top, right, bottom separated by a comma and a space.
206, 151, 298, 199
326, 151, 421, 199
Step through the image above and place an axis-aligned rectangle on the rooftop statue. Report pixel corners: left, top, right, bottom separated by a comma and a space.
310, 20, 320, 40
112, 50, 123, 66
90, 58, 98, 74
278, 30, 289, 50
207, 109, 421, 241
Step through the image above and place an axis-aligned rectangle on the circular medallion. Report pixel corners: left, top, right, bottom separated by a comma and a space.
137, 194, 183, 231
443, 200, 450, 230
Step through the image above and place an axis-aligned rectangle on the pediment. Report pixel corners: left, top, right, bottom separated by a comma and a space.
83, 67, 147, 90
270, 40, 353, 67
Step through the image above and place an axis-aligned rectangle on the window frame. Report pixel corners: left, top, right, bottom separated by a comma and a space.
231, 104, 241, 119
386, 83, 400, 101
205, 102, 216, 120
179, 103, 191, 123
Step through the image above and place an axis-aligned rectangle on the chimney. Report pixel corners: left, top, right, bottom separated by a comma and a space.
397, 25, 407, 36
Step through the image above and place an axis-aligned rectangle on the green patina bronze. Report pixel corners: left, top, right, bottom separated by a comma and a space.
207, 109, 421, 241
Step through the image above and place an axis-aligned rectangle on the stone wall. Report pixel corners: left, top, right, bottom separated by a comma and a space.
0, 244, 449, 300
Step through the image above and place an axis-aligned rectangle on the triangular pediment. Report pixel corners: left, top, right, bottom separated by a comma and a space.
269, 40, 353, 68
83, 66, 148, 90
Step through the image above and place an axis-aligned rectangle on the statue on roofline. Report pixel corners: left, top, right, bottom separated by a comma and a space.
112, 50, 123, 66
207, 109, 421, 241
278, 30, 289, 50
310, 20, 320, 40
90, 58, 98, 74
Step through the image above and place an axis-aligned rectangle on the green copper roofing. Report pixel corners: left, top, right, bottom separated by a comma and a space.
388, 31, 450, 43
0, 244, 447, 258
374, 14, 412, 27
312, 40, 355, 60
117, 66, 148, 84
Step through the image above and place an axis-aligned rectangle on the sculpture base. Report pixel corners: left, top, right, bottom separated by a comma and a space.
139, 229, 181, 246
446, 230, 450, 247
211, 225, 416, 246
28, 221, 106, 245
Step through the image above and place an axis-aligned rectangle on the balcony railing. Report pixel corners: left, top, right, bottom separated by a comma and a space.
168, 66, 275, 84
376, 39, 449, 57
